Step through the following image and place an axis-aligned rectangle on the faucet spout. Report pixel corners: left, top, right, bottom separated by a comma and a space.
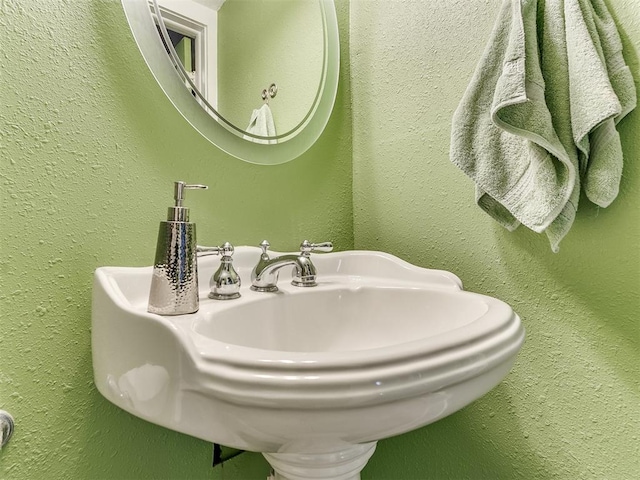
251, 254, 317, 292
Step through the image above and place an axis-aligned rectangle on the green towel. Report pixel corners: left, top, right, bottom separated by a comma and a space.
450, 0, 636, 252
569, 0, 636, 207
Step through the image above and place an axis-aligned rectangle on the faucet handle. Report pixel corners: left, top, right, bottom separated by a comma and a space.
197, 243, 241, 300
211, 242, 241, 300
259, 240, 271, 255
197, 245, 222, 257
299, 240, 333, 255
218, 242, 235, 257
196, 242, 235, 257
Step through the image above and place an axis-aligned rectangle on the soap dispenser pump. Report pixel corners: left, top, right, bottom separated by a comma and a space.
148, 181, 208, 315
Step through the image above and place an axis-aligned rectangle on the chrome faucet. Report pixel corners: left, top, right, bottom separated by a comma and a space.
251, 240, 333, 292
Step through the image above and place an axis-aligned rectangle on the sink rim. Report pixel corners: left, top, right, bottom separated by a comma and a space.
95, 265, 518, 369
186, 280, 516, 366
180, 280, 522, 409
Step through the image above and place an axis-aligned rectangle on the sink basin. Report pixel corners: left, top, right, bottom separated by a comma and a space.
92, 247, 524, 480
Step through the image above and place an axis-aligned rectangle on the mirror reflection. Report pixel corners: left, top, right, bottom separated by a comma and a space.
152, 0, 325, 141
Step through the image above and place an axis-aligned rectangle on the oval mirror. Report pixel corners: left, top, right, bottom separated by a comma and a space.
121, 0, 339, 165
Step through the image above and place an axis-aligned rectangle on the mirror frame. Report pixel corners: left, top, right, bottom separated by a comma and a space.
121, 0, 340, 165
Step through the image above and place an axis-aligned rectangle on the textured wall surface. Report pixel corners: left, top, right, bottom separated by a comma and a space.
350, 0, 639, 478
2, 0, 638, 479
0, 0, 352, 478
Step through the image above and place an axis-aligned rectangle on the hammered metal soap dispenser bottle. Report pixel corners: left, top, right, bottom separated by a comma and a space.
148, 181, 208, 315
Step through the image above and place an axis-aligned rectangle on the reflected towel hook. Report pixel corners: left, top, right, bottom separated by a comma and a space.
261, 83, 278, 104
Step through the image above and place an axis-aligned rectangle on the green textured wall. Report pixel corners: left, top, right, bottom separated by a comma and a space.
0, 0, 352, 478
350, 0, 639, 479
2, 0, 638, 479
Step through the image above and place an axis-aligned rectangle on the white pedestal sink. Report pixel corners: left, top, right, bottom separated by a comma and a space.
92, 248, 524, 480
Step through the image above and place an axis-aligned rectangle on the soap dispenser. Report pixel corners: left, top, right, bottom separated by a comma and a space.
148, 181, 208, 315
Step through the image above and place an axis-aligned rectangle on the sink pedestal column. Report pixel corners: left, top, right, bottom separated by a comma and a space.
263, 442, 377, 480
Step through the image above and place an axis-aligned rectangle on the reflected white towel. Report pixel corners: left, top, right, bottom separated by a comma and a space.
244, 104, 277, 144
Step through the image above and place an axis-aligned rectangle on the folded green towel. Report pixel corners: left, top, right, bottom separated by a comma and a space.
450, 0, 636, 252
569, 0, 636, 207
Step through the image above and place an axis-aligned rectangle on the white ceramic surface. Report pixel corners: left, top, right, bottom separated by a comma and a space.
92, 247, 524, 478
